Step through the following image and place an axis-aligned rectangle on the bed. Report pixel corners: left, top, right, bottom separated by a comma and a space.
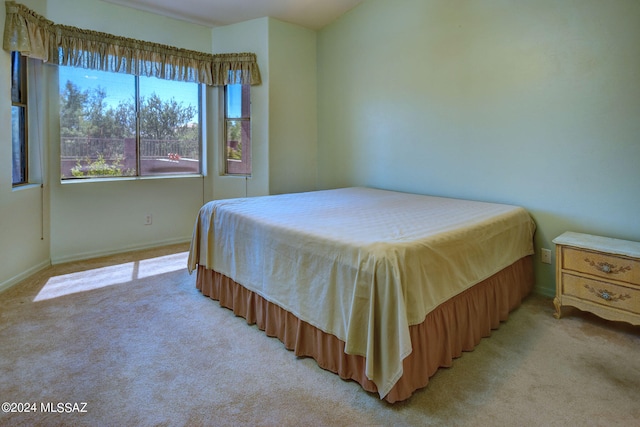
187, 187, 536, 402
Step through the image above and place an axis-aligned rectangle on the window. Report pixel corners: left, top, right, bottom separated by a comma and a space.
11, 51, 28, 186
59, 66, 201, 179
224, 82, 251, 175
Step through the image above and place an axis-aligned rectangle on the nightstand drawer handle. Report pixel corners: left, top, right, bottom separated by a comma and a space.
584, 258, 631, 275
584, 284, 631, 303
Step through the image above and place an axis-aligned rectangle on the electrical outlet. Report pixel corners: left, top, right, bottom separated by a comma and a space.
541, 248, 552, 264
144, 214, 152, 225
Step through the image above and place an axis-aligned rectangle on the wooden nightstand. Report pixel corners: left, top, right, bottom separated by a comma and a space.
552, 231, 640, 326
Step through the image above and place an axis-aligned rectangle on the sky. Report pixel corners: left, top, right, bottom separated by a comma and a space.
59, 66, 201, 120
59, 66, 244, 119
226, 84, 242, 118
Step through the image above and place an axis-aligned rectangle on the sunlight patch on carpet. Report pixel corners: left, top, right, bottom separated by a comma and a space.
137, 252, 189, 278
34, 252, 188, 301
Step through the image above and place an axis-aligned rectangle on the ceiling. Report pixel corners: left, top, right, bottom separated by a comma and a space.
104, 0, 366, 30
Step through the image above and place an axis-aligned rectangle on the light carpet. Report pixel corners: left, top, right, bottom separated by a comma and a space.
1, 244, 639, 426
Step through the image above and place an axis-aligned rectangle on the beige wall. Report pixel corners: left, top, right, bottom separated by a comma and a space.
0, 0, 214, 283
0, 1, 319, 288
210, 18, 318, 199
4, 0, 638, 298
267, 19, 318, 195
45, 0, 212, 264
210, 18, 271, 199
0, 0, 50, 291
317, 0, 640, 296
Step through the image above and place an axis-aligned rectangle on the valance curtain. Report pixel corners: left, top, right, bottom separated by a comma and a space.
2, 1, 261, 86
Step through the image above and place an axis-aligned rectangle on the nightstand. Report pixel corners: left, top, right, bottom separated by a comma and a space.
552, 231, 640, 326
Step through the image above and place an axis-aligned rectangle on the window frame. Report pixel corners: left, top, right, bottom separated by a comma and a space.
11, 51, 28, 187
58, 65, 204, 181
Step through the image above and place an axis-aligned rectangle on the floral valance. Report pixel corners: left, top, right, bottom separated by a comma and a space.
2, 1, 261, 86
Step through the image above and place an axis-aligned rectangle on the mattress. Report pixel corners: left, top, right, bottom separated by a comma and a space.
188, 187, 536, 398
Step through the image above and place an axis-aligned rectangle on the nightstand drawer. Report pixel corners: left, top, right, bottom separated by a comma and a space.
562, 247, 640, 285
562, 273, 640, 314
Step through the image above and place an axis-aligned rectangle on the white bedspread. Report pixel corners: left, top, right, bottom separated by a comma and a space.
188, 187, 535, 398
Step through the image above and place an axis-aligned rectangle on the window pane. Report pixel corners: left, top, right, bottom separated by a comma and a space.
225, 119, 252, 175
225, 84, 250, 118
138, 76, 200, 175
226, 85, 241, 118
12, 106, 26, 184
224, 84, 251, 175
59, 66, 136, 179
11, 52, 27, 186
11, 52, 23, 103
59, 66, 201, 180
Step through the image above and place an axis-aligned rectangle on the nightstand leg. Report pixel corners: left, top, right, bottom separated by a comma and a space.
553, 297, 562, 319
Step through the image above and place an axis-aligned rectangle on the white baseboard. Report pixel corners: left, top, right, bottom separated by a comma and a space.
0, 260, 51, 295
50, 237, 191, 265
533, 284, 555, 299
0, 239, 190, 295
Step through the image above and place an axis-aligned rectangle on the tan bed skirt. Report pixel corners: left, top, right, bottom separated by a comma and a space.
195, 255, 534, 403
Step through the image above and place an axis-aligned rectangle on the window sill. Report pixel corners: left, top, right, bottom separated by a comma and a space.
60, 174, 203, 185
12, 183, 42, 192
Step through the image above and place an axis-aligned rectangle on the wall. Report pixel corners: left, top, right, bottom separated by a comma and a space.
317, 0, 640, 296
1, 1, 319, 288
267, 19, 318, 195
0, 0, 50, 292
210, 18, 318, 199
8, 0, 635, 297
43, 0, 214, 263
210, 18, 270, 200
